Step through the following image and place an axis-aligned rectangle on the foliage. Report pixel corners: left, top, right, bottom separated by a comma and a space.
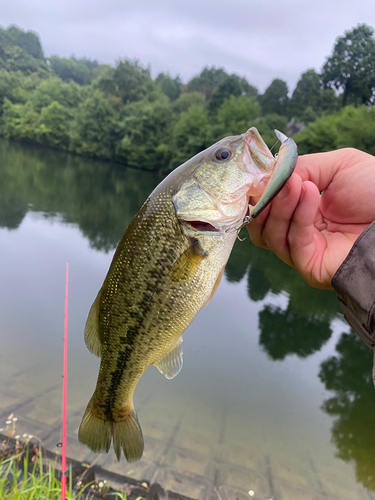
0, 447, 85, 500
2, 23, 375, 171
186, 66, 228, 100
208, 73, 258, 113
0, 25, 48, 75
172, 91, 205, 113
155, 72, 182, 101
115, 97, 173, 169
293, 113, 340, 154
322, 24, 375, 105
259, 78, 289, 116
48, 56, 98, 85
294, 105, 375, 155
36, 101, 72, 149
70, 89, 120, 159
169, 106, 211, 169
214, 95, 260, 138
290, 69, 340, 119
95, 59, 157, 104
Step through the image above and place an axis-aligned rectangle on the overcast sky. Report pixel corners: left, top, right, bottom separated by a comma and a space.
2, 0, 375, 92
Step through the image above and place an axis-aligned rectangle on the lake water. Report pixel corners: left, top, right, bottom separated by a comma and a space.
1, 138, 375, 500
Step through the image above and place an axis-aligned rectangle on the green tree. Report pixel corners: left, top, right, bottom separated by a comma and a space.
4, 25, 44, 59
0, 26, 48, 74
2, 99, 39, 142
213, 95, 260, 139
169, 106, 210, 169
187, 66, 228, 100
115, 97, 172, 170
294, 105, 375, 155
49, 56, 93, 85
95, 59, 157, 104
172, 92, 205, 113
29, 78, 82, 111
70, 90, 120, 159
208, 74, 258, 113
290, 70, 321, 118
259, 79, 289, 116
293, 113, 340, 154
36, 101, 71, 149
322, 24, 375, 105
155, 72, 182, 101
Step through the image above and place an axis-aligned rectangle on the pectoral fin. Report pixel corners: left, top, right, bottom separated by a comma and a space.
84, 291, 103, 357
169, 245, 205, 282
204, 267, 224, 307
154, 337, 183, 379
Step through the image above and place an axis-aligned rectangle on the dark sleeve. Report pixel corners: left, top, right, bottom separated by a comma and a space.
331, 220, 375, 382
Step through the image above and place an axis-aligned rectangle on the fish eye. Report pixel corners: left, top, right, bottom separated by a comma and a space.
215, 147, 232, 161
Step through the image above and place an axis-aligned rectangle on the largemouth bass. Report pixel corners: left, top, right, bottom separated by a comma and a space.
78, 128, 297, 462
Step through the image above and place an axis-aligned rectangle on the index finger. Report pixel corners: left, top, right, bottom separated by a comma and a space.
296, 148, 366, 191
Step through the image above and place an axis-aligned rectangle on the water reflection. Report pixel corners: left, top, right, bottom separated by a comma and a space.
2, 137, 375, 496
0, 136, 342, 362
0, 139, 160, 250
226, 232, 340, 359
319, 331, 375, 491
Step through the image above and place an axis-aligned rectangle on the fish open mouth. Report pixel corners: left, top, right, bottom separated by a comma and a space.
183, 220, 218, 232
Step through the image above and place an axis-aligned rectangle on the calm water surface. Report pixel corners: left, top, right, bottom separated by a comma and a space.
1, 138, 375, 500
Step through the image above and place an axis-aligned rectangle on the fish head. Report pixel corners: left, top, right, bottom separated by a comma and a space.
172, 127, 294, 236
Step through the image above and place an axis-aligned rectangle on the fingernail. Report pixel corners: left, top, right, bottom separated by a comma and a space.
278, 183, 290, 199
300, 183, 306, 202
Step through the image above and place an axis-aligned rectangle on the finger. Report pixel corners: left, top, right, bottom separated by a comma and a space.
261, 173, 303, 266
247, 204, 271, 249
287, 181, 323, 282
295, 149, 359, 191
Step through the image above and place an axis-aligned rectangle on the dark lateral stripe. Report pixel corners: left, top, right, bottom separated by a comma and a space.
104, 248, 176, 415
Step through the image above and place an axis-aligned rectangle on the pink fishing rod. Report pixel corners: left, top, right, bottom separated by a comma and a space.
61, 263, 69, 500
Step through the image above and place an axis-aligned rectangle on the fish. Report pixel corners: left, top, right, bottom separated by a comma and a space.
78, 127, 297, 462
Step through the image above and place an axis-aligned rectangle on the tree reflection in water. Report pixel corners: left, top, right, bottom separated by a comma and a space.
319, 332, 375, 490
0, 138, 159, 251
2, 138, 375, 491
226, 230, 340, 359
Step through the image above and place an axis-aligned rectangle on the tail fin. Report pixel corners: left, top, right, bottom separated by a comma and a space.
113, 409, 144, 462
78, 398, 111, 453
78, 398, 144, 463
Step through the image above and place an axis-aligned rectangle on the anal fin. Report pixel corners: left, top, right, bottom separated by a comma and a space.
154, 337, 183, 379
84, 291, 103, 357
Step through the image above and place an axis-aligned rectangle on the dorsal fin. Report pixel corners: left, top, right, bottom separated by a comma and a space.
84, 291, 103, 357
154, 337, 183, 379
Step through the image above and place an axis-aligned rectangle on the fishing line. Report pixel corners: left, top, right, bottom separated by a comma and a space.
270, 138, 280, 153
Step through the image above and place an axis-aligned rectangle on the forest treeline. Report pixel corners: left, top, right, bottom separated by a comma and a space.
1, 23, 375, 170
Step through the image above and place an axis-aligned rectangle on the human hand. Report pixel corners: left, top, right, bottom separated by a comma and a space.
247, 148, 375, 290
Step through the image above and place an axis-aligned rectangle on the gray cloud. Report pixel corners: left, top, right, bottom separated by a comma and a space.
2, 0, 375, 91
